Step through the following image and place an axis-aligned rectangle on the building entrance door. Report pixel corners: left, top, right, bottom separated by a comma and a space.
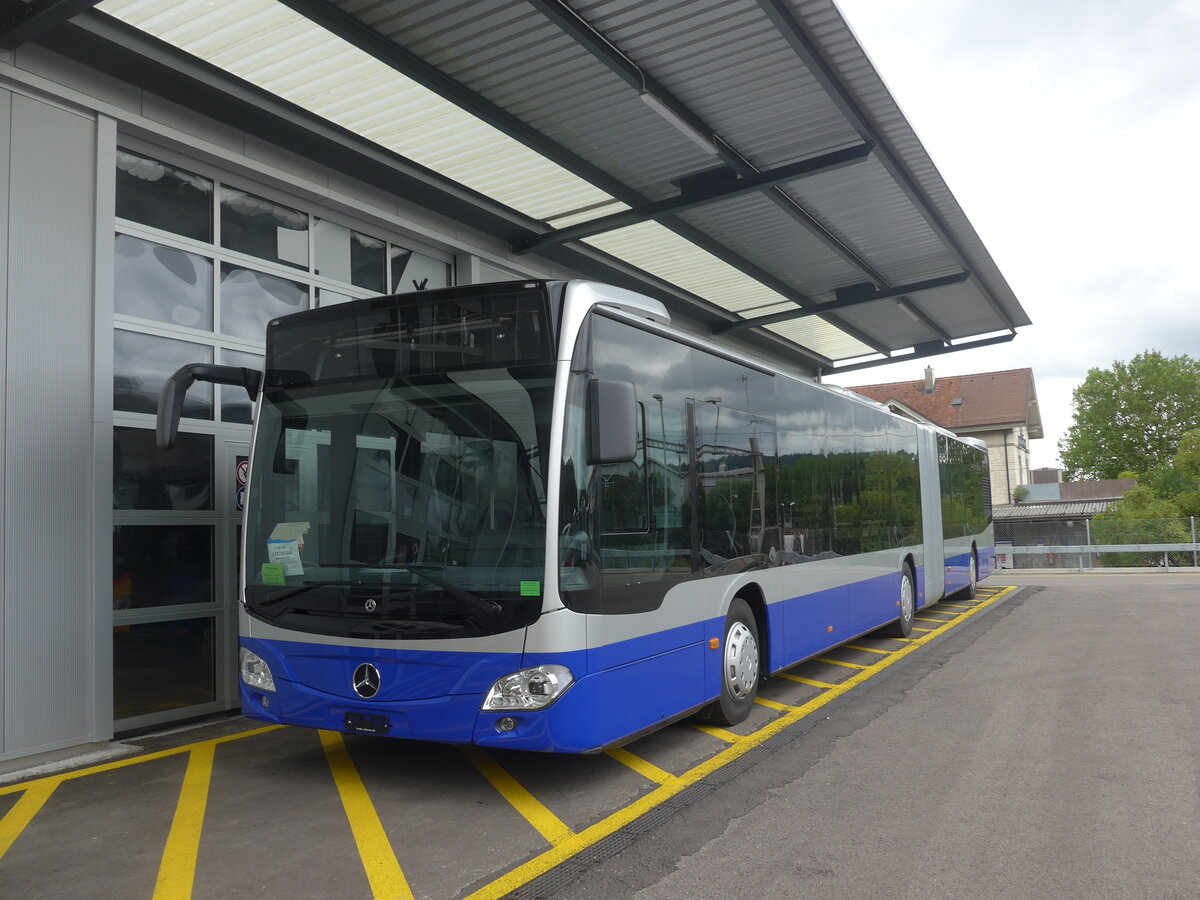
111, 434, 247, 733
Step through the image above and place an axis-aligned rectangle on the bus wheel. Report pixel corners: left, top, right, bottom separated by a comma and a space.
888, 567, 915, 638
710, 598, 760, 726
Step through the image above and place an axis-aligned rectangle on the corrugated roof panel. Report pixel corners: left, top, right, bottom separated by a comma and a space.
788, 0, 1029, 329
764, 315, 877, 361
583, 221, 786, 313
100, 0, 620, 221
357, 0, 718, 201
901, 283, 1013, 340
784, 157, 953, 285
675, 191, 864, 302
576, 0, 861, 168
91, 0, 1028, 370
583, 220, 873, 361
993, 501, 1117, 520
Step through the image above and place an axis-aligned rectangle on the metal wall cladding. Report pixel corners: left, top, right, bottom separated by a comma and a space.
0, 88, 7, 757
3, 94, 100, 758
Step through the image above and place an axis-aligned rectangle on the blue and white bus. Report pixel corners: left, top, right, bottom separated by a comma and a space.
157, 280, 992, 752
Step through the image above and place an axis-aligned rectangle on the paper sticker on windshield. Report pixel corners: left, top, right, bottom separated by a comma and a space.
520, 580, 541, 597
270, 522, 310, 548
267, 539, 304, 576
261, 563, 287, 586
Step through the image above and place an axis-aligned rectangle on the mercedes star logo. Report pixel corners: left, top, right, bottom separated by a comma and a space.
352, 663, 381, 699
364, 598, 377, 613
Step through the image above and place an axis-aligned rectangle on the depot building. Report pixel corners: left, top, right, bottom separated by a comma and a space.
0, 0, 1027, 767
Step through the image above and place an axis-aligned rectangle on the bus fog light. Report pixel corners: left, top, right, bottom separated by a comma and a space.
240, 648, 276, 692
482, 665, 573, 710
496, 717, 517, 732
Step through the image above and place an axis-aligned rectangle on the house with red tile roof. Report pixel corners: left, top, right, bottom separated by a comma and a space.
848, 366, 1043, 506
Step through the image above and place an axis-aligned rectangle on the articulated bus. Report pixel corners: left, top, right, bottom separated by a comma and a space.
157, 280, 993, 752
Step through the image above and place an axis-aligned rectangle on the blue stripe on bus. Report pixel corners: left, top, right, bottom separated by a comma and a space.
241, 567, 935, 752
978, 544, 996, 579
943, 549, 975, 594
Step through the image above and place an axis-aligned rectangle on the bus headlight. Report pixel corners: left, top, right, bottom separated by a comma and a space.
482, 665, 573, 711
240, 648, 276, 692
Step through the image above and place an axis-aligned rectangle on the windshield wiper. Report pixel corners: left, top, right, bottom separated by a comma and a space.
318, 562, 502, 620
257, 579, 361, 609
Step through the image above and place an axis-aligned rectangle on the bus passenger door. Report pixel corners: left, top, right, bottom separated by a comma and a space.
917, 427, 944, 605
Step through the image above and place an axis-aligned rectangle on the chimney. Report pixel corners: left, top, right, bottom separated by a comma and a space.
924, 365, 935, 394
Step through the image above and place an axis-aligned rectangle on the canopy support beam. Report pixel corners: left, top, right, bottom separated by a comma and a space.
717, 272, 970, 334
514, 143, 873, 254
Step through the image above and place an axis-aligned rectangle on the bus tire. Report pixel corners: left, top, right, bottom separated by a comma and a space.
888, 566, 915, 638
710, 598, 761, 726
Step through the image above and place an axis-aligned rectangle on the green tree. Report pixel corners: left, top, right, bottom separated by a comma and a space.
1141, 427, 1200, 516
1059, 351, 1200, 480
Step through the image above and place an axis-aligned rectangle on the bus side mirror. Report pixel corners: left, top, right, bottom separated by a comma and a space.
157, 363, 262, 449
587, 379, 637, 464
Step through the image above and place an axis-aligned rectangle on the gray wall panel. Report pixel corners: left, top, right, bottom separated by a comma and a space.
91, 117, 117, 741
3, 93, 97, 757
12, 45, 142, 115
0, 87, 10, 755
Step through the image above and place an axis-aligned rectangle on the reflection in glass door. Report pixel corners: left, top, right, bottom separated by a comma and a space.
110, 429, 247, 732
221, 440, 251, 707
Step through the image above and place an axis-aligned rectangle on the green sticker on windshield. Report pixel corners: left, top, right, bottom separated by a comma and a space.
261, 563, 287, 586
520, 580, 541, 597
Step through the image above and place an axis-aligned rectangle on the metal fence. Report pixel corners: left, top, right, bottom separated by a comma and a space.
994, 517, 1200, 569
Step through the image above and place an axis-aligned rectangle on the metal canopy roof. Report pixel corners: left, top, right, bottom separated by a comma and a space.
11, 0, 1030, 373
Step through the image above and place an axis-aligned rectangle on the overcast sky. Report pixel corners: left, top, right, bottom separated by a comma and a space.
824, 0, 1200, 469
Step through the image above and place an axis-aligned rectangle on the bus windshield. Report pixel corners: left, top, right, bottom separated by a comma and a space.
243, 287, 556, 640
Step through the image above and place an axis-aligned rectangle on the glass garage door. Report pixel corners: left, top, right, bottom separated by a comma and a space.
110, 143, 454, 731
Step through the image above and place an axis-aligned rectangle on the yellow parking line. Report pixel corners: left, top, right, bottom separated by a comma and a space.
843, 644, 891, 655
938, 603, 972, 609
883, 636, 913, 643
0, 725, 284, 798
469, 585, 1020, 900
754, 697, 796, 712
777, 673, 837, 689
0, 779, 58, 860
463, 748, 573, 847
814, 657, 870, 670
914, 616, 945, 622
320, 731, 414, 900
152, 743, 215, 900
691, 724, 741, 743
603, 748, 676, 786
912, 627, 935, 632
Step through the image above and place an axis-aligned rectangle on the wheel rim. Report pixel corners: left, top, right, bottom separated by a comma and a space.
724, 621, 759, 700
900, 574, 914, 623
970, 555, 977, 585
